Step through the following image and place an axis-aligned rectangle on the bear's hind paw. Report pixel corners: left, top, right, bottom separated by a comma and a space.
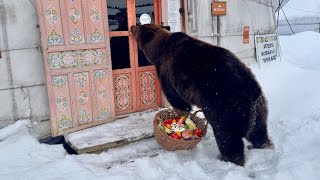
217, 154, 245, 166
247, 141, 275, 150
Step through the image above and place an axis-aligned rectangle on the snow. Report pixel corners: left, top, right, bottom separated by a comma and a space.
279, 31, 320, 70
1, 31, 320, 179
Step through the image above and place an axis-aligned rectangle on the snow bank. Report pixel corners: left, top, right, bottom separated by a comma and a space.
279, 31, 320, 70
250, 32, 320, 179
0, 120, 67, 179
1, 31, 320, 179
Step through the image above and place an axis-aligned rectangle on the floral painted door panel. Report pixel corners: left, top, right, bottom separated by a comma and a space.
48, 49, 107, 70
36, 0, 115, 136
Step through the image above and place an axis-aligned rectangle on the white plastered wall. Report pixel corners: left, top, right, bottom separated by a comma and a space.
0, 0, 50, 137
219, 0, 276, 65
184, 0, 276, 65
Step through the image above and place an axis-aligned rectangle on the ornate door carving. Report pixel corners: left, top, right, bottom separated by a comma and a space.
36, 0, 115, 136
36, 0, 163, 136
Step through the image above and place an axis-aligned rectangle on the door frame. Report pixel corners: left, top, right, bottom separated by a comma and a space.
108, 0, 163, 116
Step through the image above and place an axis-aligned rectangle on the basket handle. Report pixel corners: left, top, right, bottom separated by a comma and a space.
190, 109, 208, 126
191, 109, 203, 116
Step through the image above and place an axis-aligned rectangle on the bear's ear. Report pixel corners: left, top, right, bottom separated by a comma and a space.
141, 30, 156, 45
131, 25, 139, 35
163, 26, 170, 31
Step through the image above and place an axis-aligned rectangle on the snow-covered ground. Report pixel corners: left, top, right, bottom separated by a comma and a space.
1, 31, 320, 180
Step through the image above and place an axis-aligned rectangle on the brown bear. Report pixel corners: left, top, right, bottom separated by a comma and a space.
131, 24, 274, 166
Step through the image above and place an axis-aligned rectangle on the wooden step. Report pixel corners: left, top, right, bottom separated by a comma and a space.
64, 110, 159, 154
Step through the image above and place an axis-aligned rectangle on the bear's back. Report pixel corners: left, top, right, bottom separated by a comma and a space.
164, 32, 262, 103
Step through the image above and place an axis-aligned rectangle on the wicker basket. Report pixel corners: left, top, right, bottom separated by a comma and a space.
153, 108, 208, 151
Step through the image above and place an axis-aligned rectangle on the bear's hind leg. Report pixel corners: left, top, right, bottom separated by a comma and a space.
203, 107, 245, 166
247, 96, 274, 149
246, 115, 274, 149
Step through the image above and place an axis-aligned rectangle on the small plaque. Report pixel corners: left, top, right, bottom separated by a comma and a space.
212, 2, 227, 16
243, 26, 250, 44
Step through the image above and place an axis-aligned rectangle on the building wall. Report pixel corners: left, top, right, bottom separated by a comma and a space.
0, 0, 51, 137
221, 0, 276, 64
186, 0, 276, 65
186, 0, 218, 46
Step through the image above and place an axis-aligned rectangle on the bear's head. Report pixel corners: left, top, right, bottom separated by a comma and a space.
131, 24, 170, 65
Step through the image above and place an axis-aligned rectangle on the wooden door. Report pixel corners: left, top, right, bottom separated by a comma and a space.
107, 0, 162, 116
36, 0, 115, 136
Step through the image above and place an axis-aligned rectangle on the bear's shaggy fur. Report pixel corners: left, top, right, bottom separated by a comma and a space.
131, 24, 273, 166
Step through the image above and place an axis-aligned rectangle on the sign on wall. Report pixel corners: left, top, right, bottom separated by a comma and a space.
212, 2, 227, 16
255, 34, 278, 63
243, 26, 250, 44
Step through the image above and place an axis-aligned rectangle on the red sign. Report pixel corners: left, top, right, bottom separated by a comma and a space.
212, 2, 227, 16
243, 26, 250, 44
